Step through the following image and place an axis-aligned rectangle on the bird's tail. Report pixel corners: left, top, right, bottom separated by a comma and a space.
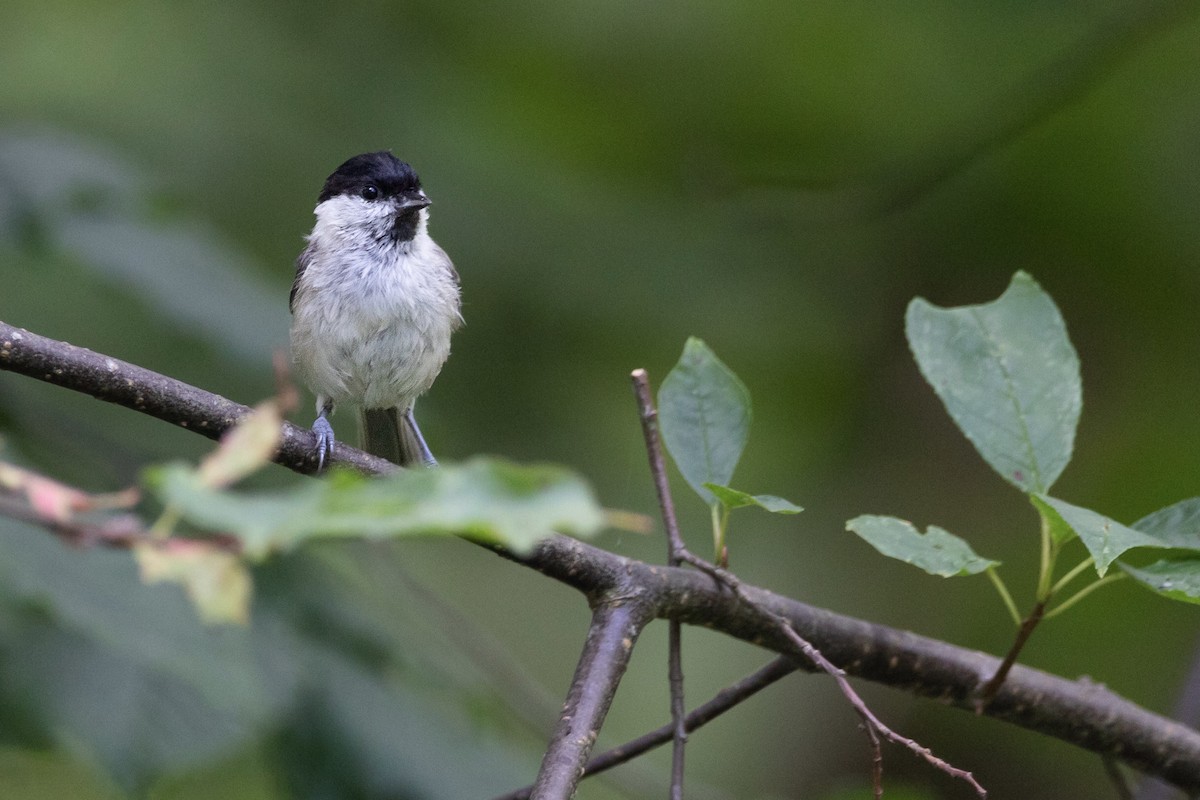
359, 407, 431, 467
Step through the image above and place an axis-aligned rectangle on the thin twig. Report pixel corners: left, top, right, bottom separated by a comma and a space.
0, 490, 242, 554
666, 618, 686, 799
986, 567, 1022, 626
0, 493, 146, 548
770, 611, 984, 798
770, 589, 980, 796
630, 368, 689, 799
657, 521, 986, 797
1044, 574, 1126, 619
629, 370, 688, 560
493, 656, 799, 800
978, 600, 1047, 708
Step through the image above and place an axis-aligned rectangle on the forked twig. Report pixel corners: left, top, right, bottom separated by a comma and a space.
492, 656, 798, 800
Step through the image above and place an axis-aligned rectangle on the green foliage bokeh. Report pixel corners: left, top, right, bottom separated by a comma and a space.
2, 2, 1200, 798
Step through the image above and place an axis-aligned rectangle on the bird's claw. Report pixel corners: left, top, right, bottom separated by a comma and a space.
312, 416, 336, 472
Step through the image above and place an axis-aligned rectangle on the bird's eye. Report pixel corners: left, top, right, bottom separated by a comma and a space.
360, 185, 379, 200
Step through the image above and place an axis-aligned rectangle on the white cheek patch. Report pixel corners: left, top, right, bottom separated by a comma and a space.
313, 195, 396, 244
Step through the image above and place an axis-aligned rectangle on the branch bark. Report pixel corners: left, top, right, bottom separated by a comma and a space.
4, 319, 1200, 793
0, 321, 391, 475
494, 656, 799, 800
528, 599, 654, 799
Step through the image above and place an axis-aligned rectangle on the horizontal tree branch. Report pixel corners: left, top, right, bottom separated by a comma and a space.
3, 319, 1200, 792
0, 321, 391, 475
508, 535, 1200, 791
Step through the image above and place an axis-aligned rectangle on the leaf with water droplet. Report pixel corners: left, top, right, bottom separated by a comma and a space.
1132, 497, 1200, 551
1033, 494, 1170, 576
1122, 559, 1200, 604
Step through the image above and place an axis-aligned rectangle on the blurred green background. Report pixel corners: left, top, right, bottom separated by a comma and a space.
2, 1, 1200, 798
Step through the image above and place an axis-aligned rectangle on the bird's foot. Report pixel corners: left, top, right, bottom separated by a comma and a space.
312, 415, 336, 472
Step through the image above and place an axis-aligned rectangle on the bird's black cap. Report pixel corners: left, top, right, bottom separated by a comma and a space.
318, 151, 422, 203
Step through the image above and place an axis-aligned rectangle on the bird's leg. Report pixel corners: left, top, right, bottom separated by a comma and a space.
311, 398, 336, 471
403, 407, 438, 467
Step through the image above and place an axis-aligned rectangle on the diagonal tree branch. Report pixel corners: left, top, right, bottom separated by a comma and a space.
4, 319, 1200, 792
528, 599, 655, 799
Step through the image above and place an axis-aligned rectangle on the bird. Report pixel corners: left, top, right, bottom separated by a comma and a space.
288, 151, 462, 469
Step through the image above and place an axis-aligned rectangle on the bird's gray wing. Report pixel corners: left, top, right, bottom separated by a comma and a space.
289, 243, 315, 314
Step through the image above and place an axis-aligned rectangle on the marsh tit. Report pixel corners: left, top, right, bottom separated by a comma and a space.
289, 152, 462, 469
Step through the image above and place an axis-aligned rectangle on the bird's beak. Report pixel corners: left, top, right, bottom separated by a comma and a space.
397, 191, 431, 210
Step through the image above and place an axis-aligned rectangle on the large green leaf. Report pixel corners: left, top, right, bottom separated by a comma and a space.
658, 338, 752, 505
1034, 495, 1170, 576
906, 272, 1081, 494
1121, 559, 1200, 605
146, 456, 606, 558
846, 515, 999, 577
1115, 499, 1200, 605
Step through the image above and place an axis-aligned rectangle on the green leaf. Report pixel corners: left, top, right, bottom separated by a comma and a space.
846, 515, 999, 577
145, 456, 606, 557
703, 483, 803, 514
1121, 559, 1200, 604
1132, 497, 1200, 550
658, 338, 752, 505
1029, 494, 1078, 546
906, 271, 1081, 494
1034, 494, 1171, 576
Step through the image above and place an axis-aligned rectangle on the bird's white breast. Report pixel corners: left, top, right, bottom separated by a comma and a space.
290, 201, 460, 411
